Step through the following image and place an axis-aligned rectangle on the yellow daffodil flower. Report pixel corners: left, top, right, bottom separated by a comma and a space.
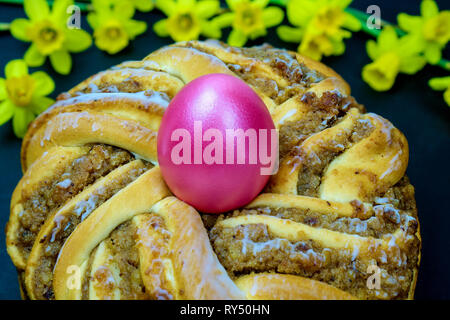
277, 0, 360, 60
211, 0, 284, 47
362, 26, 427, 91
429, 76, 450, 106
88, 0, 147, 55
153, 0, 222, 42
10, 0, 92, 75
398, 0, 450, 65
0, 60, 54, 138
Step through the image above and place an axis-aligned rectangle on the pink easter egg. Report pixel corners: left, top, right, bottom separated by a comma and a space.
157, 73, 277, 213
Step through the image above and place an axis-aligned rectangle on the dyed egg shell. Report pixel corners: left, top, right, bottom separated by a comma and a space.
157, 73, 277, 213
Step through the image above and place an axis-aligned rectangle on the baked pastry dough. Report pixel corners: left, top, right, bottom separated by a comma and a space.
6, 40, 420, 300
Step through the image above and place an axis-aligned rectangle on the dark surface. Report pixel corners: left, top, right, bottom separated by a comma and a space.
0, 0, 449, 300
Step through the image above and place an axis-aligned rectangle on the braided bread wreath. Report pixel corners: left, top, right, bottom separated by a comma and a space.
5, 40, 421, 300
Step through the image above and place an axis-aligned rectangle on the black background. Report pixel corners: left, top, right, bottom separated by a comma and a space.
0, 0, 449, 300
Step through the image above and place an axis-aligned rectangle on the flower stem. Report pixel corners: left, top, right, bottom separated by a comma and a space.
437, 59, 450, 71
344, 8, 405, 37
0, 0, 90, 11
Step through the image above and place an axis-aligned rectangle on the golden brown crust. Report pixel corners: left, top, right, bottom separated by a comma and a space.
53, 166, 170, 299
24, 160, 149, 300
7, 146, 91, 269
235, 273, 356, 300
147, 197, 245, 299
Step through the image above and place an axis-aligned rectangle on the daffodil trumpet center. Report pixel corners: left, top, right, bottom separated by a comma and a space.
316, 7, 345, 35
176, 13, 194, 30
362, 52, 400, 91
423, 13, 450, 44
242, 9, 257, 26
105, 26, 124, 40
300, 34, 333, 60
30, 19, 65, 55
40, 27, 58, 42
94, 20, 130, 55
234, 3, 263, 35
6, 75, 35, 107
167, 11, 201, 41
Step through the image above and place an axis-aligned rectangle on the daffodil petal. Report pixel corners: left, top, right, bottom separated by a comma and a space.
366, 39, 379, 60
113, 1, 135, 20
65, 29, 92, 53
196, 0, 219, 19
253, 0, 270, 8
262, 7, 284, 28
421, 0, 439, 19
331, 38, 346, 56
211, 12, 234, 28
51, 0, 72, 24
87, 13, 99, 30
299, 42, 322, 61
24, 44, 46, 67
24, 0, 50, 21
361, 53, 400, 91
249, 28, 267, 40
226, 0, 240, 11
378, 26, 398, 52
397, 13, 422, 32
5, 60, 28, 79
31, 71, 55, 96
228, 29, 247, 47
31, 95, 54, 114
424, 42, 441, 64
0, 78, 7, 101
336, 0, 352, 8
179, 0, 195, 7
343, 12, 361, 31
444, 87, 450, 106
277, 25, 303, 42
10, 18, 31, 42
429, 76, 450, 90
0, 99, 15, 126
201, 21, 221, 39
286, 0, 315, 27
91, 0, 110, 11
155, 0, 176, 16
13, 108, 35, 138
398, 34, 425, 55
50, 50, 72, 75
399, 56, 426, 74
134, 0, 154, 12
124, 20, 147, 39
153, 19, 169, 37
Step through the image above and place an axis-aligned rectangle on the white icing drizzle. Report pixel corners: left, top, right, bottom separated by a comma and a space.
278, 109, 297, 125
50, 215, 66, 242
73, 192, 101, 221
56, 178, 72, 189
51, 91, 170, 109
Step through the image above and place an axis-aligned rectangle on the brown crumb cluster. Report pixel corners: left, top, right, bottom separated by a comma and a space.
278, 92, 366, 160
16, 145, 133, 261
182, 41, 325, 104
82, 221, 148, 300
30, 163, 152, 300
209, 177, 420, 300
